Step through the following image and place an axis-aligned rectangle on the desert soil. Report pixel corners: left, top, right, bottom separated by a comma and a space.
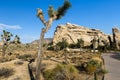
0, 59, 30, 80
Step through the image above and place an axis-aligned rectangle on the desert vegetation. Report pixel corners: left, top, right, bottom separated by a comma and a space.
1, 0, 120, 80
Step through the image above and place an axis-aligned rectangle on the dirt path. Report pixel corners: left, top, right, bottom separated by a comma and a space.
102, 52, 120, 80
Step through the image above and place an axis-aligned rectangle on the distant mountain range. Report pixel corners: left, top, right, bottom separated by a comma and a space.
31, 38, 53, 44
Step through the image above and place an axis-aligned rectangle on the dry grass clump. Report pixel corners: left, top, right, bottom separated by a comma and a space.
11, 76, 21, 80
43, 64, 80, 80
14, 60, 24, 65
17, 53, 35, 61
0, 55, 16, 63
0, 67, 15, 78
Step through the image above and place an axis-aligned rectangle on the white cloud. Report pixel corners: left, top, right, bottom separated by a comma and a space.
0, 23, 22, 30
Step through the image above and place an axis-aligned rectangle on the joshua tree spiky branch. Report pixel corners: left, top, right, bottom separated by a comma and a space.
36, 0, 71, 80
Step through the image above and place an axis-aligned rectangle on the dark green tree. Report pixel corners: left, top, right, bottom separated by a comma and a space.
102, 40, 109, 52
36, 0, 71, 80
56, 39, 68, 50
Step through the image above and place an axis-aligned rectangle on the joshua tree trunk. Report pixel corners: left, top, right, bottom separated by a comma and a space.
94, 72, 98, 80
2, 43, 8, 57
35, 22, 53, 80
64, 49, 68, 64
35, 28, 45, 80
2, 46, 6, 57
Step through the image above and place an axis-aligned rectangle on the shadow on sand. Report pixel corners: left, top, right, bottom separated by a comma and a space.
110, 52, 120, 60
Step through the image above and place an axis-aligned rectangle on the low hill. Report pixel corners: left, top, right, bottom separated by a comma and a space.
31, 38, 53, 44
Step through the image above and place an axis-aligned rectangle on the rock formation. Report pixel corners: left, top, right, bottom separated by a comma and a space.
112, 28, 120, 49
53, 23, 109, 46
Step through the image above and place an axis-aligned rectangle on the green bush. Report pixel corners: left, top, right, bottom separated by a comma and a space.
43, 64, 80, 80
56, 39, 68, 50
0, 67, 15, 78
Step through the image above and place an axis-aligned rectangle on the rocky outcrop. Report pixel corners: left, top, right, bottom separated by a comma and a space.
112, 28, 120, 49
53, 23, 109, 46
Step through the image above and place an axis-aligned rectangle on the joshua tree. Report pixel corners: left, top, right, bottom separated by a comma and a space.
1, 30, 20, 57
36, 0, 71, 80
13, 35, 21, 44
91, 36, 98, 53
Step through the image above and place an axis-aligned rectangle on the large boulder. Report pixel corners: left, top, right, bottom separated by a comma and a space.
53, 23, 108, 46
112, 28, 120, 49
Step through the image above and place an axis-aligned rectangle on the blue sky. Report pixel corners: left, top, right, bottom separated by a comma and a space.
0, 0, 120, 43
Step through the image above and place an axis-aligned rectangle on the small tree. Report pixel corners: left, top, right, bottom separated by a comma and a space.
36, 0, 71, 80
76, 38, 84, 51
1, 30, 20, 57
56, 39, 68, 50
56, 39, 69, 64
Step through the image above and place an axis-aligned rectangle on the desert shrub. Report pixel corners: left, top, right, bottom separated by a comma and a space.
14, 60, 24, 65
12, 76, 21, 80
30, 63, 46, 73
97, 68, 108, 74
0, 56, 15, 63
0, 58, 9, 63
97, 46, 105, 52
47, 46, 54, 50
84, 60, 100, 73
43, 64, 80, 80
76, 38, 84, 48
17, 54, 33, 61
56, 39, 68, 50
69, 43, 76, 48
0, 67, 15, 78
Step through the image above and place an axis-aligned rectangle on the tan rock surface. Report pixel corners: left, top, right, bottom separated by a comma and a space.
53, 23, 109, 46
112, 28, 120, 49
